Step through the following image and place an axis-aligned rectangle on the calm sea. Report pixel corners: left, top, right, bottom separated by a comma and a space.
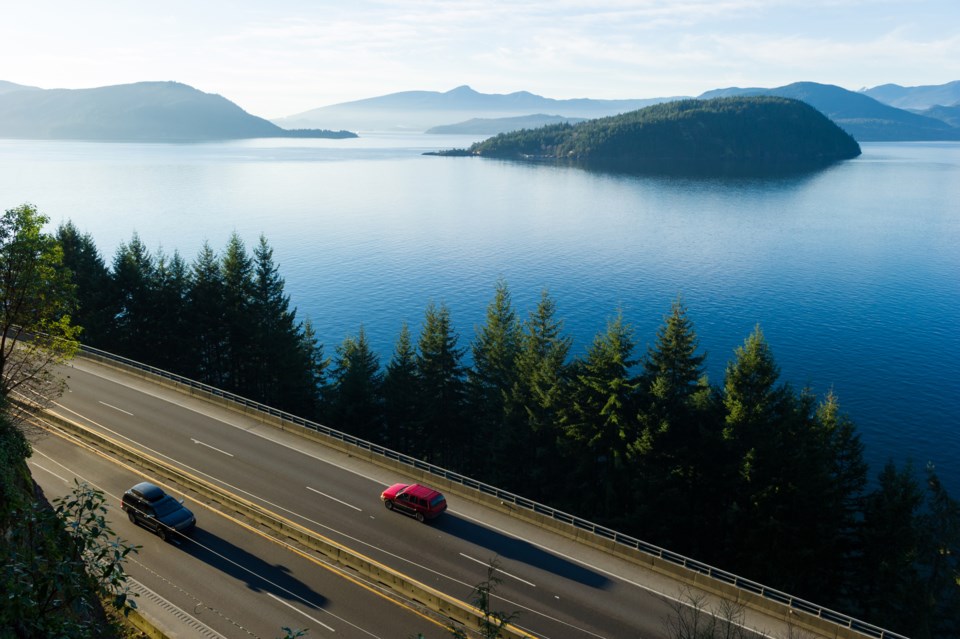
2, 135, 958, 493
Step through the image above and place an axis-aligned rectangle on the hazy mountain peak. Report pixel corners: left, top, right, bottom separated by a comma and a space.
0, 80, 41, 95
861, 80, 960, 109
698, 80, 960, 141
274, 85, 680, 132
0, 80, 354, 141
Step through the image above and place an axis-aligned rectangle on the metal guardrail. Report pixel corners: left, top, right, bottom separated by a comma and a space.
78, 344, 909, 639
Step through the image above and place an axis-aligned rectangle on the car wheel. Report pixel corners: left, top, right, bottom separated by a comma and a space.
384, 500, 394, 511
127, 509, 137, 524
157, 526, 168, 542
415, 511, 425, 523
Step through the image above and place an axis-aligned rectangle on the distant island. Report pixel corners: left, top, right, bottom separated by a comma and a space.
0, 81, 357, 141
428, 96, 862, 173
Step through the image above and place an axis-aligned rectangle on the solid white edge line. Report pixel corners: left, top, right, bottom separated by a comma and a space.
306, 486, 363, 511
190, 438, 235, 457
28, 460, 69, 483
99, 401, 134, 416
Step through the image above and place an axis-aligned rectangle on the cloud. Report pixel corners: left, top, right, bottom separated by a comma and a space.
4, 0, 959, 115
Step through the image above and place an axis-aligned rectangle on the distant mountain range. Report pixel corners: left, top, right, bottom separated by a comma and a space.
274, 81, 960, 141
0, 81, 355, 141
273, 85, 677, 132
860, 81, 960, 110
698, 82, 960, 141
425, 114, 587, 135
2, 79, 959, 142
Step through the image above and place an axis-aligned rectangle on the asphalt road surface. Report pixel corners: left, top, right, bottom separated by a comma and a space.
28, 426, 443, 639
34, 357, 803, 639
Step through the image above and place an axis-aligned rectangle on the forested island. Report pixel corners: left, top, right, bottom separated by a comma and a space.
2, 203, 957, 637
431, 96, 862, 173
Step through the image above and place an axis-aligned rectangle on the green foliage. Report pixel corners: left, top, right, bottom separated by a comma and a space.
559, 312, 639, 518
53, 220, 960, 635
854, 462, 960, 638
467, 96, 861, 171
467, 279, 522, 480
186, 241, 228, 385
58, 229, 327, 420
384, 323, 420, 452
633, 300, 718, 551
507, 290, 572, 500
331, 326, 384, 441
1, 479, 138, 638
0, 203, 80, 406
415, 302, 467, 466
856, 460, 928, 632
221, 232, 256, 391
56, 221, 115, 346
0, 413, 32, 530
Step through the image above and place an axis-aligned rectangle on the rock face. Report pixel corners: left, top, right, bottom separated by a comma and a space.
452, 96, 861, 173
0, 81, 355, 141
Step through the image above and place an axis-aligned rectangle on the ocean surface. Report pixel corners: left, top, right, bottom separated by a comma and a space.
2, 135, 958, 494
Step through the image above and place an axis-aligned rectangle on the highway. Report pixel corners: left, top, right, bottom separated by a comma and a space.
28, 422, 440, 639
39, 356, 800, 639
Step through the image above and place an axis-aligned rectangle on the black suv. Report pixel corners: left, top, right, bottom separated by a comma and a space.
121, 481, 196, 541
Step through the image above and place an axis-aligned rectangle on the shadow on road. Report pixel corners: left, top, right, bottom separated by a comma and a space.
173, 527, 328, 609
433, 513, 612, 589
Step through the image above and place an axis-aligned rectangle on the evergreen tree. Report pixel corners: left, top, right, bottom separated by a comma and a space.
917, 464, 960, 639
185, 242, 227, 385
221, 233, 255, 394
467, 280, 521, 481
150, 248, 190, 372
297, 318, 328, 419
722, 326, 786, 447
719, 326, 798, 582
856, 461, 927, 635
331, 326, 384, 441
637, 298, 708, 456
633, 299, 716, 551
810, 390, 868, 606
250, 236, 318, 414
55, 222, 115, 348
415, 302, 466, 468
558, 312, 638, 520
383, 323, 420, 454
110, 234, 158, 362
510, 290, 571, 501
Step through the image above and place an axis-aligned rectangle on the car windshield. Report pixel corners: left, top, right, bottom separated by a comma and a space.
431, 495, 445, 508
152, 496, 182, 517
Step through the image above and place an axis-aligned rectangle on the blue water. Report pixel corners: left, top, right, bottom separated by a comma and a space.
2, 135, 958, 494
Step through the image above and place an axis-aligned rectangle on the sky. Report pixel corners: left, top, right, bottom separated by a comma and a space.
2, 0, 959, 119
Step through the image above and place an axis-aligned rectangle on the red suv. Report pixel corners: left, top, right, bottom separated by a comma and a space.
380, 483, 447, 522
